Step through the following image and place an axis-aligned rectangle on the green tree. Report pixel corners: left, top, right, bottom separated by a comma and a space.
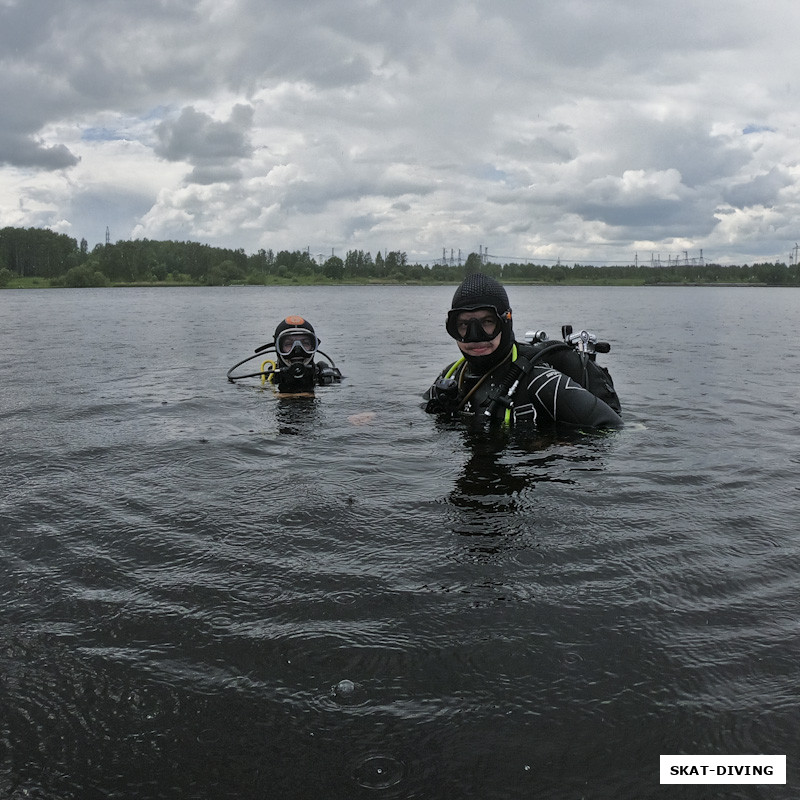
384, 251, 408, 281
62, 264, 110, 287
384, 251, 399, 273
464, 252, 483, 273
323, 256, 345, 280
151, 262, 168, 281
0, 226, 79, 277
752, 262, 787, 285
205, 259, 245, 285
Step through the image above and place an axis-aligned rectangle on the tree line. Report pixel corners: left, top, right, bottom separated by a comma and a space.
1, 225, 799, 288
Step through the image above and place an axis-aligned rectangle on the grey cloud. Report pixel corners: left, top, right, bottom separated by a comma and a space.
572, 196, 718, 237
343, 213, 383, 239
189, 165, 245, 185
0, 134, 79, 170
1, 2, 214, 110
639, 126, 749, 189
154, 105, 254, 167
479, 0, 757, 76
501, 137, 575, 165
0, 0, 61, 54
487, 171, 718, 238
301, 54, 374, 89
273, 159, 437, 216
3, 0, 800, 265
67, 185, 160, 247
229, 0, 436, 82
583, 116, 750, 189
723, 167, 793, 209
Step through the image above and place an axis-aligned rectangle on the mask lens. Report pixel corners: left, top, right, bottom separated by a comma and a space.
278, 331, 316, 355
457, 316, 499, 339
446, 310, 502, 342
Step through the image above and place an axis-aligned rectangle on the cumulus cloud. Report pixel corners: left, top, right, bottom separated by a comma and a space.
152, 104, 254, 186
2, 0, 800, 262
0, 134, 79, 170
154, 105, 254, 164
724, 167, 793, 209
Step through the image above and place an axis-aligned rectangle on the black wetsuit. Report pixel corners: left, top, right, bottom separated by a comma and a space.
424, 340, 622, 428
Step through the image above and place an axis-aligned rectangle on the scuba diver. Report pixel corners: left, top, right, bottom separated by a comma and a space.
227, 315, 342, 394
424, 273, 623, 428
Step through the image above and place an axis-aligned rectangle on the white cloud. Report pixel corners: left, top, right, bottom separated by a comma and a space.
2, 0, 800, 263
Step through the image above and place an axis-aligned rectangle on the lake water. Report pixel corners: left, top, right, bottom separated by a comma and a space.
1, 284, 797, 799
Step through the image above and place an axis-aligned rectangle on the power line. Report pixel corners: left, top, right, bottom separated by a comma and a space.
434, 245, 706, 267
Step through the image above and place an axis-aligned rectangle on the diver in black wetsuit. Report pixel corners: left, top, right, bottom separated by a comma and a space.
270, 316, 341, 394
424, 274, 622, 428
226, 315, 342, 393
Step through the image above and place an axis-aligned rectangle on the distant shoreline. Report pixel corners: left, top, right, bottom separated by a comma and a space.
0, 279, 778, 290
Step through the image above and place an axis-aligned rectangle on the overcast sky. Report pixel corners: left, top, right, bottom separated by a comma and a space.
3, 0, 800, 265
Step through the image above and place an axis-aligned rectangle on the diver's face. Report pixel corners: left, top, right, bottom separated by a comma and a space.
454, 310, 502, 357
276, 330, 317, 365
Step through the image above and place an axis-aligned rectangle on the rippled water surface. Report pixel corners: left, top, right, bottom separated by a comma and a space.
1, 285, 798, 799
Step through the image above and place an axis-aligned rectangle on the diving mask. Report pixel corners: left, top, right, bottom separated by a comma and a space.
276, 329, 318, 358
446, 308, 508, 343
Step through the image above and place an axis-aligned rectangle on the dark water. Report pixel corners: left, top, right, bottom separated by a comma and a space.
1, 285, 797, 799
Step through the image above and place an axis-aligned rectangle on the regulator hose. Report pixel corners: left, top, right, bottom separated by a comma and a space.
226, 345, 339, 383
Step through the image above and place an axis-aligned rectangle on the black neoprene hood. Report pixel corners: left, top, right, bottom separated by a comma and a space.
450, 273, 511, 316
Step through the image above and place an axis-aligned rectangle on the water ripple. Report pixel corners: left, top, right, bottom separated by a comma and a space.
3, 286, 800, 799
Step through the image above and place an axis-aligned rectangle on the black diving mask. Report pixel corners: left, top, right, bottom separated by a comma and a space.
446, 308, 507, 343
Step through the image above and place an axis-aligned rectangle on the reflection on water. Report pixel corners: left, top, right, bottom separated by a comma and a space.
274, 393, 322, 435
1, 286, 799, 799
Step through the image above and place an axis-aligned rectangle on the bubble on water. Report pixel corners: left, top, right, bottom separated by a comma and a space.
329, 591, 359, 605
333, 679, 355, 698
352, 754, 404, 789
326, 678, 371, 709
